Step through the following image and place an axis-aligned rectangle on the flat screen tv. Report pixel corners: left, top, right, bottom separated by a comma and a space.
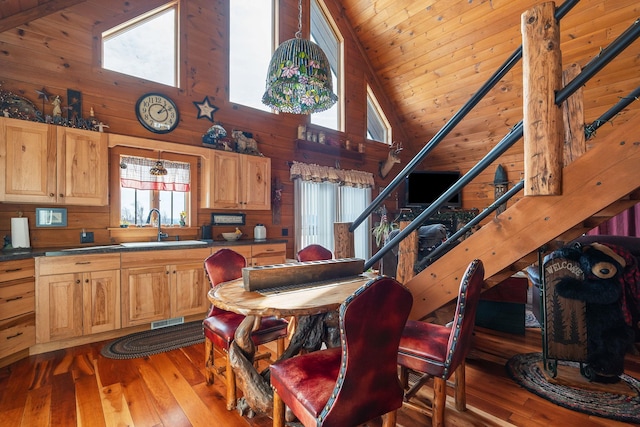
404, 170, 462, 208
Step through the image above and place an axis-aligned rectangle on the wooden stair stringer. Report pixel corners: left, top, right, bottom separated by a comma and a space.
404, 115, 640, 320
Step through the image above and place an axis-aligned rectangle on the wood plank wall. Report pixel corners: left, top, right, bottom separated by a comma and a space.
0, 0, 407, 257
0, 0, 638, 258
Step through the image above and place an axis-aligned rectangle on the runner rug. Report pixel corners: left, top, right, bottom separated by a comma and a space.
506, 352, 640, 423
101, 321, 204, 359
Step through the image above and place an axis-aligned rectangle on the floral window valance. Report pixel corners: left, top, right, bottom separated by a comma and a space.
290, 161, 374, 188
120, 156, 190, 192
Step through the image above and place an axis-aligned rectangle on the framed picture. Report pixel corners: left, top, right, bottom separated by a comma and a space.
35, 208, 68, 227
211, 212, 246, 226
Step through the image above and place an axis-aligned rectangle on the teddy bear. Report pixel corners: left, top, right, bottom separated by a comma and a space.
554, 242, 636, 383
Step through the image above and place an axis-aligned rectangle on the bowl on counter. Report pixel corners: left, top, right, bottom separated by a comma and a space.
221, 232, 242, 241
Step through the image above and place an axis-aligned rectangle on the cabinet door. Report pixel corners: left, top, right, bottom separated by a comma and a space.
83, 270, 120, 335
36, 273, 83, 343
57, 127, 109, 205
121, 266, 171, 327
171, 262, 209, 317
211, 150, 240, 208
241, 155, 271, 210
0, 118, 56, 203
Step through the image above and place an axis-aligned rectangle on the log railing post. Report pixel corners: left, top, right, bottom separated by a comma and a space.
396, 220, 418, 284
522, 2, 564, 196
334, 222, 355, 259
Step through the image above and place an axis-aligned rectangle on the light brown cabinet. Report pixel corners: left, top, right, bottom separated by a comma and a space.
0, 258, 35, 365
0, 117, 108, 205
35, 254, 120, 343
121, 248, 211, 327
207, 150, 271, 210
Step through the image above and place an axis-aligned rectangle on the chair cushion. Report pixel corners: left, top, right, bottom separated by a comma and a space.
398, 320, 450, 377
203, 311, 288, 350
271, 347, 341, 425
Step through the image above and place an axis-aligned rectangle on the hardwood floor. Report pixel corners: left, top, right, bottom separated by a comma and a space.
1, 327, 638, 426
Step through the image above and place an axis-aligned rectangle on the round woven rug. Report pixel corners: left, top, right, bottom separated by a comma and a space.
101, 321, 204, 359
506, 352, 640, 423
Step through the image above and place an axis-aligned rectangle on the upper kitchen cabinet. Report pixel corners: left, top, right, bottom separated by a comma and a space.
0, 117, 108, 206
206, 150, 271, 210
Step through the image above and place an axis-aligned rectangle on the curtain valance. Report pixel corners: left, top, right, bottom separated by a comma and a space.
120, 156, 190, 192
289, 161, 374, 188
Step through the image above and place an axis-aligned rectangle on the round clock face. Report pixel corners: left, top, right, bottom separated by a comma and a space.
135, 93, 179, 134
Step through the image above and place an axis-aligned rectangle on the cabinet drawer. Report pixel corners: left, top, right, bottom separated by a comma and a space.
0, 259, 35, 282
251, 243, 286, 266
37, 253, 121, 275
0, 280, 35, 320
0, 313, 35, 359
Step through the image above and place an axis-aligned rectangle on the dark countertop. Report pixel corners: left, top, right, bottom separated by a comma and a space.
0, 239, 287, 262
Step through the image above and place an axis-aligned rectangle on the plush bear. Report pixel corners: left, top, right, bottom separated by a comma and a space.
555, 242, 636, 383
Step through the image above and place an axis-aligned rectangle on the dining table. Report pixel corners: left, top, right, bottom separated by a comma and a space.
208, 269, 376, 416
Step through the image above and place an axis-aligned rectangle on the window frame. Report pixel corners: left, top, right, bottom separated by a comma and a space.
309, 0, 344, 131
228, 0, 276, 112
94, 0, 184, 89
109, 146, 198, 235
366, 85, 392, 144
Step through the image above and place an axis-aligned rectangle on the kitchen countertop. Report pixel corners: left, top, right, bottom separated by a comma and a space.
0, 239, 287, 261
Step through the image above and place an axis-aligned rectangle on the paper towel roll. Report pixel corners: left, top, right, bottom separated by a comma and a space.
11, 217, 30, 248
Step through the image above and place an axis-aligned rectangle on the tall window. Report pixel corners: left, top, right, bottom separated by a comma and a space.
366, 85, 392, 143
292, 162, 373, 259
102, 3, 178, 87
229, 0, 274, 111
295, 180, 371, 259
310, 0, 341, 130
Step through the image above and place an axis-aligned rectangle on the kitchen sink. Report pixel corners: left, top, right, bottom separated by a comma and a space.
119, 240, 208, 248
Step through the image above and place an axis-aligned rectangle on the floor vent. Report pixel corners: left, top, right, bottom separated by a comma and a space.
151, 316, 185, 330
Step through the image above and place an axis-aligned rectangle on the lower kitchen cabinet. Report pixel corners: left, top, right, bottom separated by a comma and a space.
35, 254, 120, 343
0, 258, 36, 365
121, 248, 211, 327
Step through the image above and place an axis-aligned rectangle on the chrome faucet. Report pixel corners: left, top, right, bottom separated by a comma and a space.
146, 208, 169, 242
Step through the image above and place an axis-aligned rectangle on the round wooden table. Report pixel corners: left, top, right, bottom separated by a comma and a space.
207, 273, 376, 415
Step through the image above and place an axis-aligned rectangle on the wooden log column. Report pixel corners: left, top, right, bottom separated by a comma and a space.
396, 220, 418, 284
562, 63, 586, 166
334, 222, 355, 259
522, 2, 563, 196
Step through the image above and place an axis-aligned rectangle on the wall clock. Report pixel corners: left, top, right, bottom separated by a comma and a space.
135, 92, 179, 133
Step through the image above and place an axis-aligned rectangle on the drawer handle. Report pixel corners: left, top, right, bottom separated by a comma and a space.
7, 332, 23, 340
75, 262, 91, 265
4, 268, 23, 273
6, 296, 23, 302
266, 249, 275, 252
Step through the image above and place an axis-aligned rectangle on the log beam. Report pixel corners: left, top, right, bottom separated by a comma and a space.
522, 2, 564, 196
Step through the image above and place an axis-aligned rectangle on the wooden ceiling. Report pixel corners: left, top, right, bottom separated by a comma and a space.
1, 0, 638, 166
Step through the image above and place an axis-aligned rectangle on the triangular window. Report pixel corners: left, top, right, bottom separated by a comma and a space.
101, 3, 178, 87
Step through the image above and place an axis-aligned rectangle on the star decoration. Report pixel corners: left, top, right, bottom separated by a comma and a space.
193, 96, 219, 122
35, 87, 52, 102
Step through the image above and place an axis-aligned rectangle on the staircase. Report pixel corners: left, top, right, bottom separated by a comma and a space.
404, 113, 640, 320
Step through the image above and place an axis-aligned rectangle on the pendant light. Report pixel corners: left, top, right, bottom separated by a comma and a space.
261, 0, 337, 114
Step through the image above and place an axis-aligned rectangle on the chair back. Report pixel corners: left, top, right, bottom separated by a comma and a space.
204, 248, 247, 288
319, 276, 413, 426
443, 259, 484, 378
296, 244, 333, 262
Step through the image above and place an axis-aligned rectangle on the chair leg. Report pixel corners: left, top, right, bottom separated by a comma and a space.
381, 410, 397, 427
276, 336, 285, 359
432, 377, 447, 427
226, 350, 237, 410
454, 362, 466, 411
273, 390, 285, 427
204, 337, 215, 385
399, 365, 408, 389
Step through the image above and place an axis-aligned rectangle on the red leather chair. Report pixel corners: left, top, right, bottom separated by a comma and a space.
296, 244, 333, 262
270, 276, 413, 427
397, 259, 484, 427
203, 248, 288, 410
